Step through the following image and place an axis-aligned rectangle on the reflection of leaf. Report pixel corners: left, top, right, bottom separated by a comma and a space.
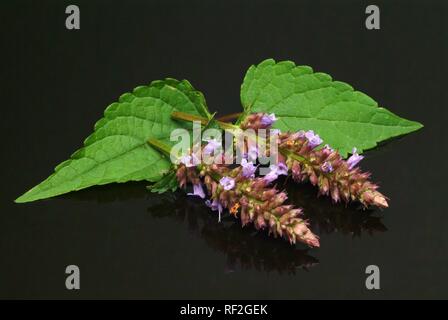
16, 79, 210, 203
240, 59, 423, 157
60, 181, 149, 203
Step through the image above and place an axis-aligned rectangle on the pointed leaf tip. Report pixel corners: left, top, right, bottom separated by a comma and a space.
16, 79, 211, 203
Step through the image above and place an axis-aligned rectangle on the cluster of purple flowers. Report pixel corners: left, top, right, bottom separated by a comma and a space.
238, 112, 387, 208
176, 135, 320, 247
174, 111, 388, 248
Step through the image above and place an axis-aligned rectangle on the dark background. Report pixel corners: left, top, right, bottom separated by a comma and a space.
0, 0, 446, 299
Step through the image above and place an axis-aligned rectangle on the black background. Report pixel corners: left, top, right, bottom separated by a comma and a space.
0, 0, 447, 299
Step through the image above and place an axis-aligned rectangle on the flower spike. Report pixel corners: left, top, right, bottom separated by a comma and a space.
238, 113, 388, 209
175, 152, 320, 247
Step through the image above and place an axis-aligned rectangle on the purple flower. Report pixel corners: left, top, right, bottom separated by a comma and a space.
180, 155, 190, 166
205, 198, 223, 222
347, 147, 364, 169
188, 183, 205, 198
304, 130, 323, 148
263, 171, 278, 184
180, 153, 200, 167
324, 144, 334, 152
247, 144, 258, 161
263, 163, 288, 184
203, 138, 221, 155
270, 129, 281, 136
276, 162, 289, 175
219, 176, 235, 190
321, 144, 334, 157
321, 161, 333, 173
260, 113, 277, 127
241, 159, 257, 178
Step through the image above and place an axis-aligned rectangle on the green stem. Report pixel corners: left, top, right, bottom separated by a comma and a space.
171, 111, 237, 130
171, 111, 311, 166
279, 147, 307, 163
147, 138, 172, 156
171, 111, 209, 125
148, 134, 281, 208
216, 112, 242, 122
209, 170, 222, 183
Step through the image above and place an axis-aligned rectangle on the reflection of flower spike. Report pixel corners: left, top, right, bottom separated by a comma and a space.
146, 193, 320, 273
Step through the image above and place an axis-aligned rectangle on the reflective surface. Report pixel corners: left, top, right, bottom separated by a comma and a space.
0, 0, 447, 299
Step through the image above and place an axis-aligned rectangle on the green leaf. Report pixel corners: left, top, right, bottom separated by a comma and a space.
147, 171, 178, 194
240, 59, 423, 157
16, 79, 210, 203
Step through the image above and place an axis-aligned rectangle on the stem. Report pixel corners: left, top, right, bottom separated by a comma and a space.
171, 111, 209, 125
279, 147, 307, 163
209, 171, 222, 183
171, 111, 311, 167
148, 133, 265, 204
171, 111, 237, 130
147, 138, 172, 156
216, 112, 242, 122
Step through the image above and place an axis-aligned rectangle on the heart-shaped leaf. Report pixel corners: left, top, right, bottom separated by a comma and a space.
240, 59, 423, 157
15, 79, 210, 203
